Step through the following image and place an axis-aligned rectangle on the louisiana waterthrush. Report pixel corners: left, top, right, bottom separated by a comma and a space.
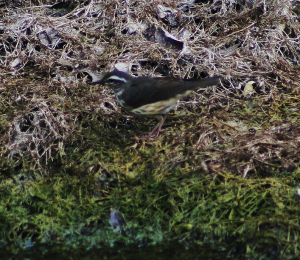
93, 70, 220, 139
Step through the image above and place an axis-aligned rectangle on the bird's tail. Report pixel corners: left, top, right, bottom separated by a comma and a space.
188, 75, 221, 88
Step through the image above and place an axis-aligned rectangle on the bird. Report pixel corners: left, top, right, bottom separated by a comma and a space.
93, 70, 220, 140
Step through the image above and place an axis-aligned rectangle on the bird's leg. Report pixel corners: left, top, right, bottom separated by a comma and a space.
146, 115, 166, 141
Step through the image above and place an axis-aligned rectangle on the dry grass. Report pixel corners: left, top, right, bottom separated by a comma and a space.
1, 0, 300, 258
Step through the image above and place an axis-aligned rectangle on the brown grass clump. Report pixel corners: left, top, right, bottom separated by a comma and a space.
1, 0, 300, 258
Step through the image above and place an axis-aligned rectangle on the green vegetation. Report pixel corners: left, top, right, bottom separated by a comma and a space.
1, 0, 300, 258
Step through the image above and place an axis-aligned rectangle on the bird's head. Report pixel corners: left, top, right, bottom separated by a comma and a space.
96, 70, 133, 91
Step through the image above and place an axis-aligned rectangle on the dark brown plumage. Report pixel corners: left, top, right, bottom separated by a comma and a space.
94, 70, 220, 139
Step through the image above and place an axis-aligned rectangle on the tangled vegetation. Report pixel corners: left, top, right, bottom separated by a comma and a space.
1, 0, 300, 258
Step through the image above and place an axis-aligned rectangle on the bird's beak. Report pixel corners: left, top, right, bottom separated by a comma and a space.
92, 79, 104, 85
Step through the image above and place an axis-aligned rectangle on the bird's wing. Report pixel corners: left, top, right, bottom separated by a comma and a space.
122, 76, 220, 109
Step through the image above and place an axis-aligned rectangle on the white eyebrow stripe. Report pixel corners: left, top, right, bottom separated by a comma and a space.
107, 75, 127, 82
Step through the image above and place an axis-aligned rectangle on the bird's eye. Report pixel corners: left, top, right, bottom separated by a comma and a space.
108, 79, 122, 84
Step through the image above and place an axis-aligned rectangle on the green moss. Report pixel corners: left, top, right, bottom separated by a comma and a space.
1, 0, 300, 258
